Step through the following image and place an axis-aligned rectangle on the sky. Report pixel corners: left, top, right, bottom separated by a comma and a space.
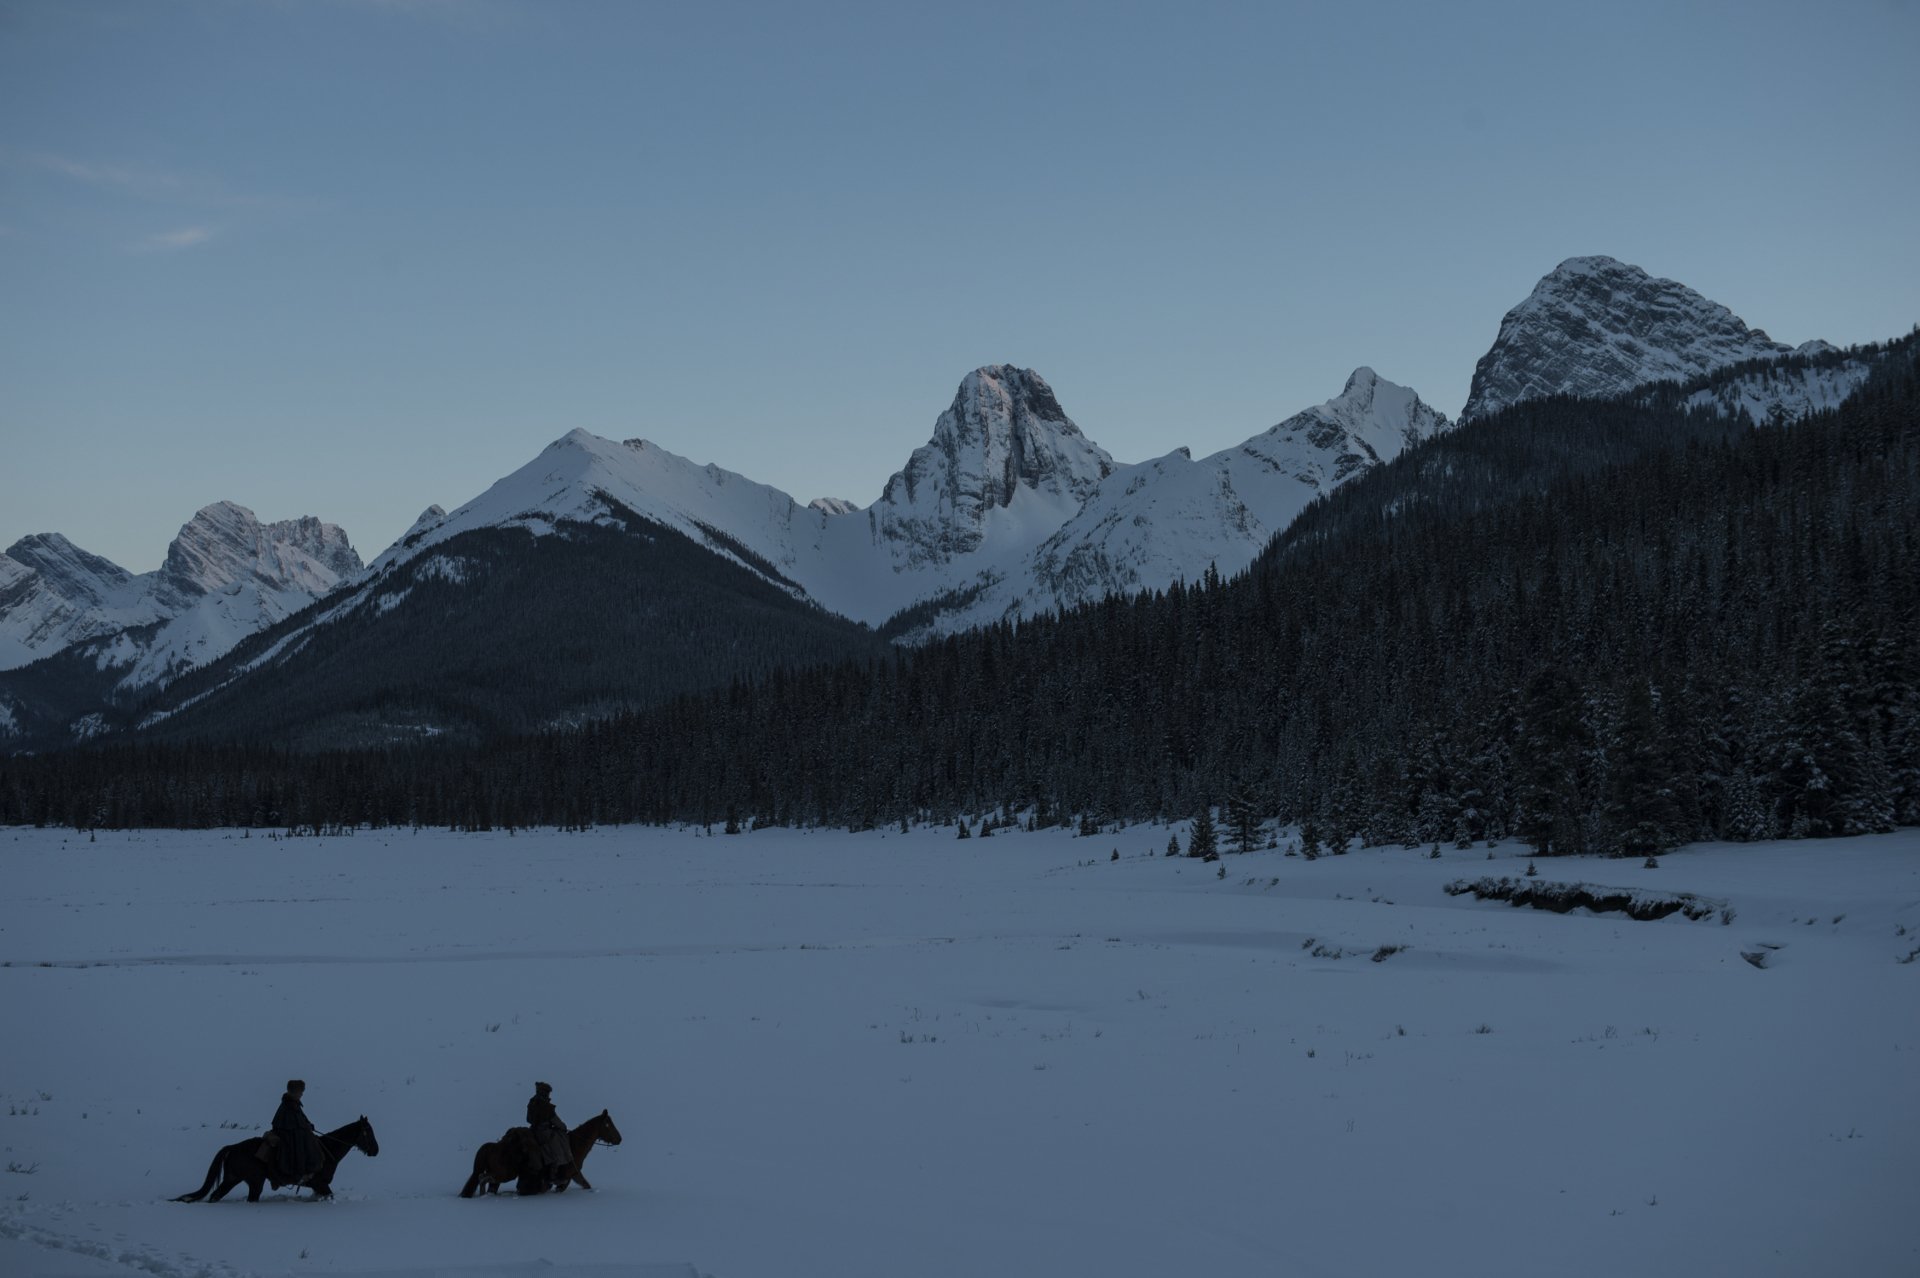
2, 0, 1916, 572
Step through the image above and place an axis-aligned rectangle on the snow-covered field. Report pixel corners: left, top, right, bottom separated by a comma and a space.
1, 824, 1916, 1278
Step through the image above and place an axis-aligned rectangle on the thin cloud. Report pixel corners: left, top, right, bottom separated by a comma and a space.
26, 152, 189, 202
6, 148, 306, 213
135, 226, 217, 252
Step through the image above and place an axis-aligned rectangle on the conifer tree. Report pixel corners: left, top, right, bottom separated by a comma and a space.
1187, 807, 1218, 860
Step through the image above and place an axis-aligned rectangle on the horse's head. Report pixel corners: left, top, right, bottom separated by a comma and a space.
355, 1116, 381, 1157
596, 1109, 623, 1146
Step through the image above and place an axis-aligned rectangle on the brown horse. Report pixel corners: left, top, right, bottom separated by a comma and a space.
459, 1108, 622, 1197
174, 1116, 380, 1203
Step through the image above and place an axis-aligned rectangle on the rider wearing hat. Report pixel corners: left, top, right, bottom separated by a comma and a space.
526, 1081, 573, 1189
270, 1079, 322, 1185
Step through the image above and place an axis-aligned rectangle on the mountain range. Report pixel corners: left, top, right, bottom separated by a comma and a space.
0, 505, 360, 684
0, 255, 1900, 749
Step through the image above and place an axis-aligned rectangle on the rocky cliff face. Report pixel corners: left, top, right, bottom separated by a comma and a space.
868, 366, 1113, 570
154, 502, 362, 610
1462, 256, 1796, 420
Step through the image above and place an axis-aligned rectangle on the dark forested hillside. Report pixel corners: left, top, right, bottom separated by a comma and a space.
5, 337, 1915, 847
0, 510, 891, 751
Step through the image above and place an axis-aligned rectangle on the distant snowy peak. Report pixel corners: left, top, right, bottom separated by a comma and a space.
871, 365, 1113, 569
0, 536, 154, 671
156, 502, 362, 608
5, 533, 136, 609
0, 504, 362, 683
1463, 256, 1799, 420
1237, 366, 1452, 489
917, 369, 1450, 639
368, 427, 821, 592
808, 497, 860, 516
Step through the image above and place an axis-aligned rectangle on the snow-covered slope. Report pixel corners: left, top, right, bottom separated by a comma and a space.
0, 504, 362, 685
355, 365, 1442, 640
916, 368, 1451, 634
1462, 256, 1804, 420
0, 534, 163, 670
349, 365, 1454, 645
1680, 356, 1875, 425
365, 366, 1119, 627
366, 425, 839, 600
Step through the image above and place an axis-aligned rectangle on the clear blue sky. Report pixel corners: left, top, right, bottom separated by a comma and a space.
3, 0, 1916, 571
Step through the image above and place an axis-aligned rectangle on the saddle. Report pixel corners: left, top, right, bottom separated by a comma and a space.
261, 1131, 314, 1187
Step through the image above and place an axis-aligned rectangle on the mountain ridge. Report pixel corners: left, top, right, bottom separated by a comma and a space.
2, 257, 1902, 749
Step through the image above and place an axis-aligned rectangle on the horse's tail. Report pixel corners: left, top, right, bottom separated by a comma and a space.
173, 1145, 227, 1202
459, 1144, 492, 1198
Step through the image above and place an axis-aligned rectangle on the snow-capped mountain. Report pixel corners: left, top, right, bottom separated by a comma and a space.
868, 365, 1113, 571
362, 366, 1119, 628
930, 367, 1452, 634
365, 425, 837, 598
1462, 256, 1815, 420
0, 534, 164, 670
7, 255, 1893, 750
351, 364, 1445, 643
0, 503, 362, 685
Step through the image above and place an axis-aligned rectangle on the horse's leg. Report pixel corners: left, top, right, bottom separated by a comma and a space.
461, 1144, 494, 1198
572, 1168, 593, 1190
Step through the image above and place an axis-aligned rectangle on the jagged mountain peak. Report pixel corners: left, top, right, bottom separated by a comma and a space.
0, 502, 361, 681
951, 363, 1072, 425
938, 368, 1457, 642
872, 366, 1112, 570
3, 533, 134, 607
808, 497, 860, 516
1249, 368, 1451, 465
160, 502, 361, 604
1463, 256, 1797, 420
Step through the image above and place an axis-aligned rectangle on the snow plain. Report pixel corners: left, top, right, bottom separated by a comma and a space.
1, 824, 1915, 1278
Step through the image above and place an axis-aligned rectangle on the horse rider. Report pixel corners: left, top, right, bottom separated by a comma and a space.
268, 1079, 323, 1185
526, 1081, 573, 1189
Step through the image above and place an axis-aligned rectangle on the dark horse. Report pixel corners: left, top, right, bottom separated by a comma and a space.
174, 1116, 380, 1203
459, 1109, 622, 1198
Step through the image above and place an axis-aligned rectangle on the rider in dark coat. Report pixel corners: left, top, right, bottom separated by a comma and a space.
271, 1079, 323, 1184
526, 1081, 572, 1187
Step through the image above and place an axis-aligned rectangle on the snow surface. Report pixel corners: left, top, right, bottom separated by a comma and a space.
2, 823, 1915, 1278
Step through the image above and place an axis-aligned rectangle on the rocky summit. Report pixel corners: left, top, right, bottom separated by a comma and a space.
1462, 255, 1799, 421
